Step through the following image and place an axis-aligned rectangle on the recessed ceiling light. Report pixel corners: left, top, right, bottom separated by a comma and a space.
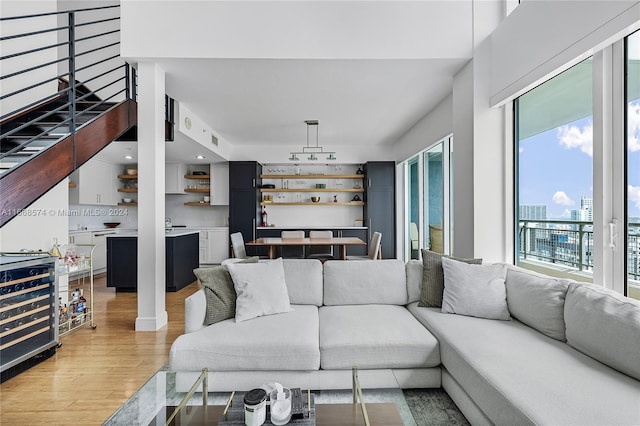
124, 155, 133, 160
195, 155, 206, 159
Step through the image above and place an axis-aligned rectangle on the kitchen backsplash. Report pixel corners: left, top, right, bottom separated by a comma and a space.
69, 200, 229, 230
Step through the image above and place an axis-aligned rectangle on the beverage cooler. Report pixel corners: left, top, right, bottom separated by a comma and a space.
0, 254, 58, 382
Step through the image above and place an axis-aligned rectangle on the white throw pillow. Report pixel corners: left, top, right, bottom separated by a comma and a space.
441, 257, 510, 320
226, 257, 293, 322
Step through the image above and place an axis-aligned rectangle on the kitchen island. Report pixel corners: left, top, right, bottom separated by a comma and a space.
106, 230, 199, 292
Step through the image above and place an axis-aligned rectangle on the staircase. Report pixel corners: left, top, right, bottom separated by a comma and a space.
0, 5, 137, 227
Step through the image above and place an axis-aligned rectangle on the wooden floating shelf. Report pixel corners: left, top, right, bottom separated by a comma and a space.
118, 188, 137, 193
260, 174, 363, 179
117, 202, 137, 206
117, 174, 138, 179
184, 188, 210, 193
261, 188, 363, 193
261, 201, 364, 206
184, 202, 211, 206
184, 174, 210, 179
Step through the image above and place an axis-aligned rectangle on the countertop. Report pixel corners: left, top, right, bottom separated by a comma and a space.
106, 230, 200, 238
70, 226, 228, 234
256, 226, 367, 230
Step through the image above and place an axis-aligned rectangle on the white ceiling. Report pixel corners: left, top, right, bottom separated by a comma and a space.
109, 1, 475, 164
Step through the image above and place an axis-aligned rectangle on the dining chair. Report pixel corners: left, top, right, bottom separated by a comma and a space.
280, 230, 305, 258
230, 232, 248, 259
347, 231, 382, 260
306, 230, 335, 263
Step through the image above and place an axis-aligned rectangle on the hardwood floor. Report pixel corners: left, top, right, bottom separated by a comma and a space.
0, 273, 201, 425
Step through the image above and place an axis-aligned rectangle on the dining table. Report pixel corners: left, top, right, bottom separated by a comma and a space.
245, 237, 367, 260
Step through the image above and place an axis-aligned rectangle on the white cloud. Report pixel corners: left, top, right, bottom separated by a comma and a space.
628, 103, 640, 152
561, 209, 572, 218
558, 121, 593, 157
629, 185, 640, 209
553, 191, 574, 206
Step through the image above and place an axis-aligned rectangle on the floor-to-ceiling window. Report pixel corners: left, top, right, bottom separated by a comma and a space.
403, 136, 452, 260
627, 30, 640, 300
424, 144, 444, 254
515, 58, 594, 282
407, 157, 420, 259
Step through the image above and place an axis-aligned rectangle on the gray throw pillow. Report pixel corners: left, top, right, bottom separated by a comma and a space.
418, 249, 482, 308
441, 257, 510, 320
194, 257, 259, 326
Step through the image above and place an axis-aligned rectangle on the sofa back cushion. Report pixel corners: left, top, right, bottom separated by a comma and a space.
406, 259, 423, 304
283, 259, 323, 306
564, 282, 640, 381
505, 266, 569, 341
323, 259, 407, 305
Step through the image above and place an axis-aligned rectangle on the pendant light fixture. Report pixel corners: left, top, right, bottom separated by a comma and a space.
289, 120, 336, 161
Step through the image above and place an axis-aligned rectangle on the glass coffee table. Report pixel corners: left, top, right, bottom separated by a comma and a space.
105, 368, 417, 425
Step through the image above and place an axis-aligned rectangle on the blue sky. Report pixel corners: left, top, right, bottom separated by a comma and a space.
519, 100, 640, 219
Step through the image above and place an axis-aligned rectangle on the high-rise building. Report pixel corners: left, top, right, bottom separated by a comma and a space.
519, 205, 547, 220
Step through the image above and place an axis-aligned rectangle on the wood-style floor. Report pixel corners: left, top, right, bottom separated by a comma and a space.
0, 273, 201, 425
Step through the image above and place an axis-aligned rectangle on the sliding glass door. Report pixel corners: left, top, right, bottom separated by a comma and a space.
627, 30, 640, 300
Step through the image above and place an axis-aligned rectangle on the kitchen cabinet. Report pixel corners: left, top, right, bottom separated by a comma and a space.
197, 228, 230, 263
106, 232, 199, 292
0, 255, 57, 382
229, 161, 262, 256
69, 231, 92, 245
70, 158, 118, 206
365, 161, 396, 259
166, 163, 186, 194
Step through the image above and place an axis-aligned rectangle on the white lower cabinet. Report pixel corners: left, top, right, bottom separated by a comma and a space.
194, 228, 229, 264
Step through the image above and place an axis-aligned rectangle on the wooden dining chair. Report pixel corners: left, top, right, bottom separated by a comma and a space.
280, 230, 305, 258
230, 232, 247, 259
347, 232, 382, 260
307, 230, 335, 263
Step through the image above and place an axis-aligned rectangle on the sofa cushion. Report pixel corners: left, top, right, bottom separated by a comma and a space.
323, 259, 407, 305
227, 258, 292, 322
441, 258, 510, 320
406, 259, 423, 303
283, 259, 323, 306
170, 304, 320, 371
408, 302, 640, 426
564, 282, 640, 381
194, 257, 259, 326
319, 305, 440, 369
419, 249, 482, 308
506, 266, 569, 341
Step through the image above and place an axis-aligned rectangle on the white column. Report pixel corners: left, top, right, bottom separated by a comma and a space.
135, 62, 167, 331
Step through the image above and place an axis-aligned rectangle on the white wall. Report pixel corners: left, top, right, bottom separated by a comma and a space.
491, 0, 640, 106
121, 1, 471, 60
393, 95, 453, 163
0, 0, 58, 117
0, 180, 69, 252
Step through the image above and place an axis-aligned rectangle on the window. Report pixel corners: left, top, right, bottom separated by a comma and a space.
403, 136, 452, 260
515, 58, 594, 282
627, 30, 640, 300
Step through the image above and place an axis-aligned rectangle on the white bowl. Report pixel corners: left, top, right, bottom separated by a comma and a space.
123, 198, 132, 203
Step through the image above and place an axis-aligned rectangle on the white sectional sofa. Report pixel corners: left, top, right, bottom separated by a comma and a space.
169, 258, 640, 425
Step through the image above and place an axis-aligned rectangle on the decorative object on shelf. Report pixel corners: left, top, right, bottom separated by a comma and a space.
289, 120, 336, 161
333, 195, 337, 202
103, 222, 120, 228
122, 198, 132, 203
311, 196, 320, 203
126, 168, 137, 175
356, 166, 364, 174
315, 183, 326, 189
261, 208, 268, 227
352, 195, 361, 202
192, 170, 207, 176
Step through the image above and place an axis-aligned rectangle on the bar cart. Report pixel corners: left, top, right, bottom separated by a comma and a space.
58, 243, 96, 336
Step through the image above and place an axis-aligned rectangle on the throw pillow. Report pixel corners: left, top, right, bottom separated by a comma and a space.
194, 257, 259, 326
226, 257, 293, 322
441, 257, 510, 320
419, 249, 482, 308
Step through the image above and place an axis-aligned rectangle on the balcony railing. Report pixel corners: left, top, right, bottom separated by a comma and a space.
519, 219, 640, 281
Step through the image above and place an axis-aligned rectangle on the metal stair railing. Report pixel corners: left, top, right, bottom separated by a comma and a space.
0, 4, 135, 175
